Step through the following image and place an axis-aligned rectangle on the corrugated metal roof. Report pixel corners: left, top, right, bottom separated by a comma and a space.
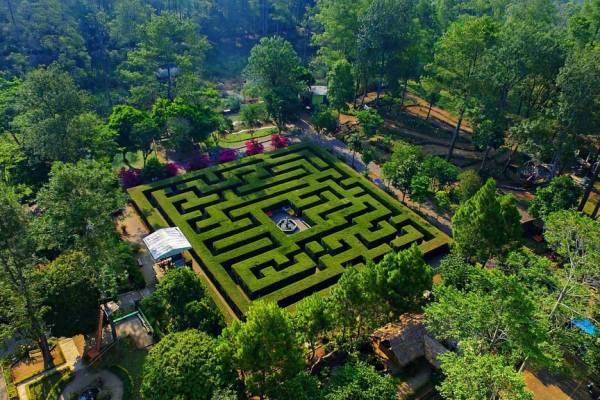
143, 227, 192, 261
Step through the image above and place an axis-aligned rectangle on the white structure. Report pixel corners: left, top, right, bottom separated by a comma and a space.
143, 227, 192, 261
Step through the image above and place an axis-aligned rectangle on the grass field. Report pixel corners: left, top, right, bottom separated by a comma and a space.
218, 127, 278, 148
129, 143, 450, 318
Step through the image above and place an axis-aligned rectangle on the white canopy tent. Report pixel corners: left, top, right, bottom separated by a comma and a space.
143, 227, 192, 261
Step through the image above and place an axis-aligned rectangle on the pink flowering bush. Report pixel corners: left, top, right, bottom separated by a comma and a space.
271, 134, 288, 149
218, 148, 237, 163
187, 153, 211, 171
118, 168, 143, 189
245, 139, 264, 156
165, 162, 183, 177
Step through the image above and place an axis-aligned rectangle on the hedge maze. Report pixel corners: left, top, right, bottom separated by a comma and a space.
129, 144, 450, 318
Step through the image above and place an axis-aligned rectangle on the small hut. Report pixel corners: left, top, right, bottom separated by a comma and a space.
371, 313, 448, 369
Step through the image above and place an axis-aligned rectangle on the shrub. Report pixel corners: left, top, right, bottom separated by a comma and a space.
529, 175, 582, 219
218, 148, 237, 163
456, 169, 483, 203
435, 190, 452, 215
118, 168, 142, 189
187, 153, 211, 171
165, 162, 183, 177
142, 158, 167, 182
245, 139, 264, 156
271, 134, 288, 149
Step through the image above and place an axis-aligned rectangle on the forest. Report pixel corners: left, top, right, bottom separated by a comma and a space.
1, 0, 599, 399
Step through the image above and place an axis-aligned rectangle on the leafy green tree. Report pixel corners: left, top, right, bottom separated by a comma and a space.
239, 103, 268, 128
294, 294, 331, 360
529, 176, 582, 219
131, 116, 161, 167
451, 179, 521, 263
374, 244, 432, 313
429, 15, 498, 161
39, 251, 100, 337
225, 301, 303, 398
425, 269, 556, 368
313, 108, 338, 134
243, 37, 305, 131
0, 77, 20, 142
108, 0, 153, 47
121, 13, 209, 104
141, 330, 236, 400
434, 190, 452, 216
346, 131, 364, 168
141, 267, 224, 335
381, 141, 423, 200
437, 250, 479, 290
356, 109, 383, 136
108, 105, 148, 165
12, 66, 91, 163
455, 169, 482, 202
0, 183, 53, 368
361, 146, 375, 173
437, 347, 533, 400
153, 97, 225, 151
65, 112, 117, 161
410, 174, 431, 205
270, 372, 323, 400
421, 156, 459, 190
34, 160, 125, 252
327, 59, 355, 111
324, 361, 397, 400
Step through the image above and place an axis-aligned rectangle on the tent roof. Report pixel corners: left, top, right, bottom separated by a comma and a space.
572, 319, 598, 336
310, 86, 328, 96
143, 227, 192, 261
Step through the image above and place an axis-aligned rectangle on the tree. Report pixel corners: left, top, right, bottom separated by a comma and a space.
429, 16, 498, 161
313, 108, 338, 134
381, 141, 423, 200
239, 103, 268, 128
121, 13, 209, 104
152, 97, 225, 151
434, 190, 452, 216
141, 267, 224, 335
0, 183, 52, 368
529, 175, 582, 219
270, 372, 322, 400
373, 244, 432, 313
421, 155, 460, 189
34, 160, 125, 252
425, 269, 555, 368
131, 116, 160, 167
410, 174, 431, 206
361, 146, 375, 173
455, 169, 482, 203
65, 112, 117, 161
324, 361, 397, 400
140, 330, 236, 400
294, 294, 331, 360
346, 131, 364, 168
225, 301, 303, 398
39, 251, 100, 337
108, 105, 148, 165
327, 59, 354, 111
451, 179, 521, 263
437, 348, 533, 400
12, 66, 91, 163
356, 109, 383, 136
243, 37, 305, 131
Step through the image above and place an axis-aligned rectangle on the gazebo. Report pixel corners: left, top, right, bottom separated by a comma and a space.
142, 227, 192, 262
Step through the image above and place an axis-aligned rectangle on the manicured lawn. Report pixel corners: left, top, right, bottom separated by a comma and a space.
218, 127, 278, 148
129, 143, 450, 318
26, 369, 73, 400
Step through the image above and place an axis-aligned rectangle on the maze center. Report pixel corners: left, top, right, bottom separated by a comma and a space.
129, 144, 450, 318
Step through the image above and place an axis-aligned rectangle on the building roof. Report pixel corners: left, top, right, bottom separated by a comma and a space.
143, 227, 192, 261
310, 86, 328, 96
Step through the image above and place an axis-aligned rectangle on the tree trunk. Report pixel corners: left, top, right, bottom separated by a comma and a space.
6, 0, 17, 28
9, 131, 20, 146
502, 144, 518, 174
578, 159, 599, 211
122, 149, 132, 168
426, 102, 433, 120
479, 146, 491, 171
400, 80, 408, 107
37, 333, 53, 370
591, 198, 600, 219
446, 107, 465, 161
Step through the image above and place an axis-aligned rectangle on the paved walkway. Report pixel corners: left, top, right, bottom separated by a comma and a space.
59, 369, 123, 400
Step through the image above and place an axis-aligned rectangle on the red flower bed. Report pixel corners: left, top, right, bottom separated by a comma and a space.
165, 162, 183, 177
218, 148, 238, 163
187, 153, 211, 171
245, 139, 265, 156
271, 134, 288, 149
118, 168, 143, 189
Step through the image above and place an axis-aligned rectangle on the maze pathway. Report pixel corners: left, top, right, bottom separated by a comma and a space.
129, 144, 450, 317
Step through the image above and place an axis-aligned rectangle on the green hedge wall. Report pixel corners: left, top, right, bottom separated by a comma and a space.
129, 143, 450, 318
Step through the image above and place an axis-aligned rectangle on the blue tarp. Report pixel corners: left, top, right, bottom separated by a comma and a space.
572, 319, 598, 336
